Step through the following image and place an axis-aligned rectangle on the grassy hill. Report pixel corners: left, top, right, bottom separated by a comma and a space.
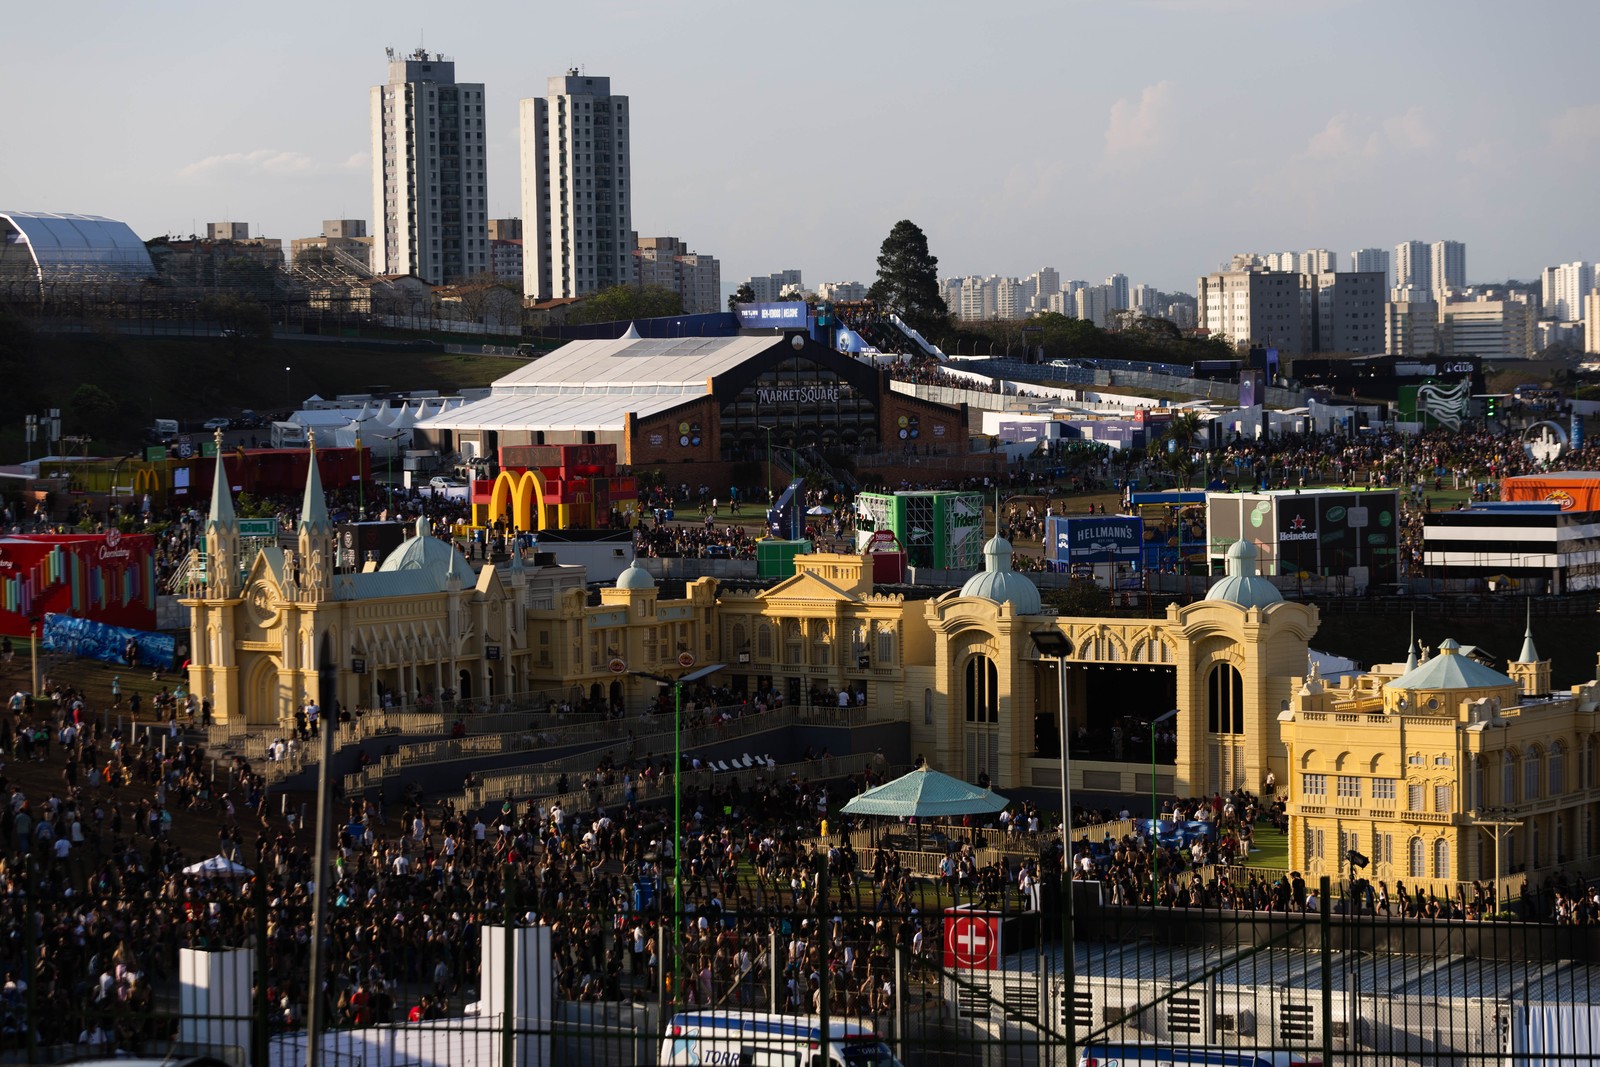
0, 325, 514, 456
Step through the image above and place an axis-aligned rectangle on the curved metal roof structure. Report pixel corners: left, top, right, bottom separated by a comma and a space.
0, 211, 155, 285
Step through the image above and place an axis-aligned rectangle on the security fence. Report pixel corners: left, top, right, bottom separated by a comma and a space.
11, 854, 1600, 1067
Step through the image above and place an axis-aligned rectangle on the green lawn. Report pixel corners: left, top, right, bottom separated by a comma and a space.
1247, 828, 1289, 870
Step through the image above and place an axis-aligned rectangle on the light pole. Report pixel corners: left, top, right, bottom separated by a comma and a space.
374, 431, 407, 514
1030, 629, 1076, 1067
1469, 807, 1523, 913
633, 662, 724, 1013
1148, 708, 1179, 905
284, 366, 292, 410
758, 424, 774, 504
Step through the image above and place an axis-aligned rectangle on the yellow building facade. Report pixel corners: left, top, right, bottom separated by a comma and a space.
1283, 624, 1600, 898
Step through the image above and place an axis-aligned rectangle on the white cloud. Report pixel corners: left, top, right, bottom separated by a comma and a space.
1104, 81, 1174, 160
1546, 102, 1600, 145
1297, 107, 1436, 161
177, 149, 326, 179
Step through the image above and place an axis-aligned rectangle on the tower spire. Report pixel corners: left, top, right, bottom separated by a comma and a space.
1404, 613, 1417, 671
299, 429, 331, 533
206, 429, 236, 531
1518, 597, 1540, 664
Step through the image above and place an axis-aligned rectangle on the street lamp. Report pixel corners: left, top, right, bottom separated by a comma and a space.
373, 431, 408, 514
284, 366, 292, 410
632, 661, 725, 1011
1030, 629, 1076, 1066
1148, 708, 1179, 904
1468, 806, 1523, 913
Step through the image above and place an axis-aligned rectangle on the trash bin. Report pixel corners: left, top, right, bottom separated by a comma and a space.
632, 879, 658, 912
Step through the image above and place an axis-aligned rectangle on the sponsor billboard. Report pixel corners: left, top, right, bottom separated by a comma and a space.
1059, 517, 1144, 565
734, 302, 808, 329
1502, 475, 1600, 512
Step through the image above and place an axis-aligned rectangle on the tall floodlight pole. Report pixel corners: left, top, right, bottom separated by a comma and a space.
1031, 630, 1076, 1067
1149, 709, 1179, 904
304, 630, 340, 1067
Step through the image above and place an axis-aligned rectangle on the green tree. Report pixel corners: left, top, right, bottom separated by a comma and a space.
728, 282, 755, 311
68, 383, 118, 430
568, 284, 684, 326
867, 220, 948, 333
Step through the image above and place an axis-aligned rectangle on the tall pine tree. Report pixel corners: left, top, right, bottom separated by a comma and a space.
866, 220, 948, 334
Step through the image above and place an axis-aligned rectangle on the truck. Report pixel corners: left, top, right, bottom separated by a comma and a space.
660, 1011, 901, 1067
149, 418, 180, 444
270, 420, 309, 449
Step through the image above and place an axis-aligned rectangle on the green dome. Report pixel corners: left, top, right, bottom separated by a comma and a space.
1203, 540, 1284, 609
958, 535, 1042, 614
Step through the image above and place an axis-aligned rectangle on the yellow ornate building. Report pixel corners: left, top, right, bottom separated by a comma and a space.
187, 455, 1600, 899
1282, 619, 1600, 897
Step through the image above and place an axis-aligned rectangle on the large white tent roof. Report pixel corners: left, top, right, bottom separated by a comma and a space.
416, 334, 785, 434
0, 211, 155, 282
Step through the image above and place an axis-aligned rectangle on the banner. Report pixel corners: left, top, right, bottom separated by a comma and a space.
734, 302, 807, 329
1502, 475, 1600, 511
43, 613, 175, 670
1061, 517, 1144, 564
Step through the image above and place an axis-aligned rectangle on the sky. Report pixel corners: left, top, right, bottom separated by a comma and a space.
5, 0, 1600, 295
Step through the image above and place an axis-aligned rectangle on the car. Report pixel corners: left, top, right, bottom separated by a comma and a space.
429, 476, 467, 490
202, 417, 231, 431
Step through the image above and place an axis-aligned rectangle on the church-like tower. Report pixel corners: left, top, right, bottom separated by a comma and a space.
296, 431, 334, 604
204, 430, 240, 599
1507, 600, 1552, 698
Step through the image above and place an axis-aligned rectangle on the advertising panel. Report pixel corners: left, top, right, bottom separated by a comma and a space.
0, 532, 158, 637
734, 302, 808, 329
43, 613, 175, 670
1063, 517, 1144, 565
1275, 494, 1320, 576
1502, 475, 1600, 512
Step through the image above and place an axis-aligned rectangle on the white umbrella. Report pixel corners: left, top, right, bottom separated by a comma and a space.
182, 854, 254, 879
806, 505, 834, 516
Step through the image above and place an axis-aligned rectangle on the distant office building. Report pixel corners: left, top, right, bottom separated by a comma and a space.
1029, 268, 1060, 313
1431, 240, 1466, 294
958, 276, 996, 321
371, 49, 488, 285
1196, 269, 1308, 355
1587, 293, 1600, 354
1438, 298, 1534, 361
1541, 262, 1592, 322
1311, 272, 1385, 354
745, 269, 803, 304
1304, 249, 1337, 275
1074, 284, 1114, 329
1351, 247, 1391, 287
995, 277, 1027, 320
816, 280, 868, 303
1132, 283, 1159, 316
490, 238, 523, 283
520, 70, 633, 300
1105, 273, 1129, 311
207, 222, 250, 241
1166, 302, 1196, 329
290, 219, 373, 271
1394, 240, 1431, 295
1384, 300, 1439, 358
634, 235, 721, 314
487, 218, 523, 241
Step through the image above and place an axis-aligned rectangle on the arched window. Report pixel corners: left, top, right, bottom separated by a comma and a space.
965, 654, 998, 724
730, 622, 747, 655
1408, 837, 1425, 878
756, 623, 773, 661
784, 620, 804, 666
811, 622, 831, 667
1524, 748, 1541, 802
1549, 742, 1566, 796
1433, 839, 1450, 880
1207, 663, 1244, 735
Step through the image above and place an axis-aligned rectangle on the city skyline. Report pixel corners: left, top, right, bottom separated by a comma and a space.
5, 0, 1600, 294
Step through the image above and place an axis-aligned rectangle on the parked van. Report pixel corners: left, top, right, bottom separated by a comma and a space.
661, 1011, 900, 1067
150, 418, 180, 443
1080, 1046, 1320, 1067
270, 420, 309, 449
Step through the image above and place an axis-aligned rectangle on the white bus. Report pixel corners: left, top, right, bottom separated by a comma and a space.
1079, 1047, 1320, 1067
660, 1011, 901, 1067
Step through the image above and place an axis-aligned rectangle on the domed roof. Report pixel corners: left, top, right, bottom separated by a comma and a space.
1203, 539, 1284, 609
1384, 637, 1515, 692
958, 535, 1042, 615
378, 517, 474, 584
616, 558, 656, 591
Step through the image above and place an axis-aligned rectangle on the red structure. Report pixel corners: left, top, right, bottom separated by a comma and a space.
187, 447, 370, 502
474, 444, 638, 530
0, 531, 158, 637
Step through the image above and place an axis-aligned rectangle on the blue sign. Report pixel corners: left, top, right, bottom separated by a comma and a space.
42, 613, 176, 670
735, 302, 808, 329
1060, 517, 1144, 564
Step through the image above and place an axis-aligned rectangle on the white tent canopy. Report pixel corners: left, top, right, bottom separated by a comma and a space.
182, 854, 254, 879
